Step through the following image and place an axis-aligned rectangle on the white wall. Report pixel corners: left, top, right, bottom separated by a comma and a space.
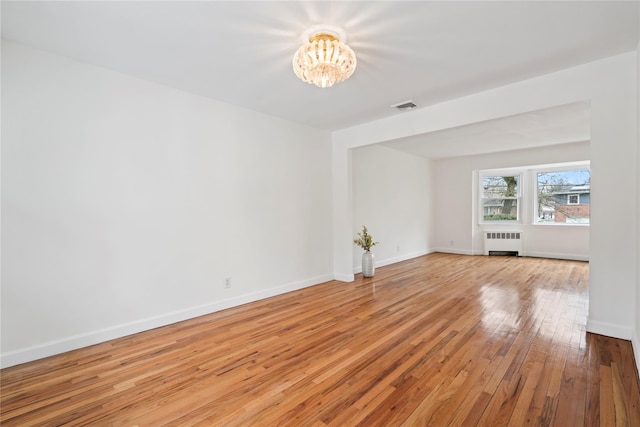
588, 53, 637, 340
433, 156, 474, 255
635, 39, 640, 375
351, 145, 434, 272
1, 41, 334, 367
433, 141, 590, 260
333, 51, 638, 341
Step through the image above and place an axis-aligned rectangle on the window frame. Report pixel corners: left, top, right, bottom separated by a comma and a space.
533, 163, 590, 227
479, 170, 523, 224
477, 162, 590, 227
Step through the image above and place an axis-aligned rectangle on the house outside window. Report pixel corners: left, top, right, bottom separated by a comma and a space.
536, 169, 590, 225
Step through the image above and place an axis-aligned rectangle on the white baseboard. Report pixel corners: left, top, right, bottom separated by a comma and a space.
353, 249, 432, 274
524, 251, 589, 261
334, 273, 355, 282
430, 247, 475, 256
432, 248, 588, 261
633, 330, 640, 382
586, 318, 633, 341
0, 273, 334, 369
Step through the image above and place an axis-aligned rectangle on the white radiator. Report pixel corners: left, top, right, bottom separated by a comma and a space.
484, 231, 522, 256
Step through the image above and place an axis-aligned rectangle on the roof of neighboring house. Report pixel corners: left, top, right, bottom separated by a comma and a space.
552, 184, 590, 195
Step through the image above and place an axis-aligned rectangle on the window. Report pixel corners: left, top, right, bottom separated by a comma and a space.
536, 168, 590, 224
478, 163, 590, 226
481, 174, 520, 222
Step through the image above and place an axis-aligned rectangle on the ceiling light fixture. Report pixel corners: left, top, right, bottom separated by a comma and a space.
292, 26, 357, 88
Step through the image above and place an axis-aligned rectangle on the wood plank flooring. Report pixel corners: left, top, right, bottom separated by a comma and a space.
2, 253, 640, 426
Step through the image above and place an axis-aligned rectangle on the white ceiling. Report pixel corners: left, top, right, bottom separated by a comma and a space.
380, 101, 591, 159
2, 1, 638, 157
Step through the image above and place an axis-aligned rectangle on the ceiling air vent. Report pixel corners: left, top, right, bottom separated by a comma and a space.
391, 100, 418, 111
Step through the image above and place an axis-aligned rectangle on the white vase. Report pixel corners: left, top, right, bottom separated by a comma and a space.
362, 251, 375, 277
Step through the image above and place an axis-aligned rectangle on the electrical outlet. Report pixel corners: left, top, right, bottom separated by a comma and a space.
450, 240, 454, 246
224, 277, 231, 288
397, 245, 400, 252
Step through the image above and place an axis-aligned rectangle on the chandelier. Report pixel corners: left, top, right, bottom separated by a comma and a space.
292, 27, 357, 88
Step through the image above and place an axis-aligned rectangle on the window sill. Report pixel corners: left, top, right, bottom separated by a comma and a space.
532, 222, 589, 228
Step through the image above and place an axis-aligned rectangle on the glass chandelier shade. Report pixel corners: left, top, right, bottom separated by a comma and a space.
292, 32, 357, 88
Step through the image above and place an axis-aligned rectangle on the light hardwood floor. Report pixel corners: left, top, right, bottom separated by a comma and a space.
2, 253, 640, 426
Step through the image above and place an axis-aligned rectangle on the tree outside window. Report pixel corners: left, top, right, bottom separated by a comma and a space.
482, 175, 519, 221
